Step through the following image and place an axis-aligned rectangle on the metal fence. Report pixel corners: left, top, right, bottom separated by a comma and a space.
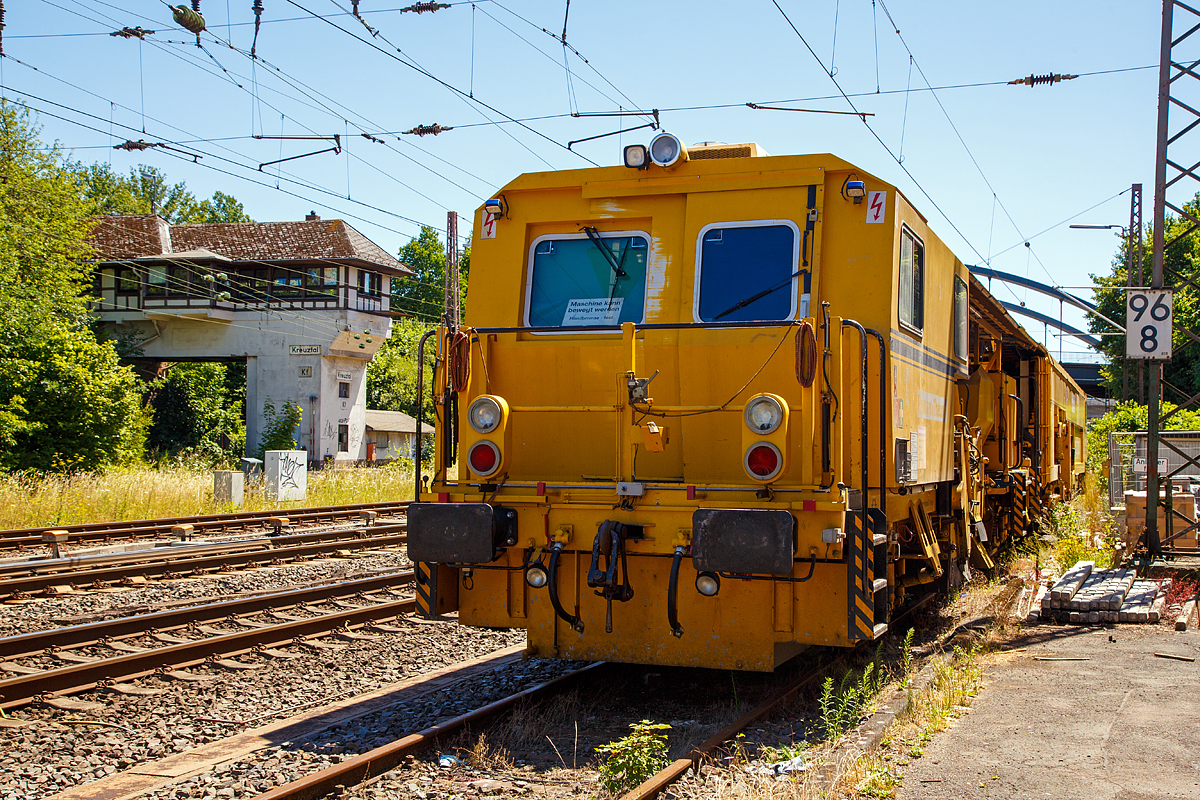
1107, 430, 1200, 509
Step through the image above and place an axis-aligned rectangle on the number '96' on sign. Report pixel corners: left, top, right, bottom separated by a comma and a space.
1126, 289, 1173, 360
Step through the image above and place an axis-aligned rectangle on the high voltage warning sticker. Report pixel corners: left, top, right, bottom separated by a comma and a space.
866, 191, 886, 224
1126, 289, 1173, 360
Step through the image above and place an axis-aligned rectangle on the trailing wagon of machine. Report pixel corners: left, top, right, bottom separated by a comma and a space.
407, 134, 1086, 671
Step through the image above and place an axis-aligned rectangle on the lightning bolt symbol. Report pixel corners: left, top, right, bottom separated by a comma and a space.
869, 193, 883, 221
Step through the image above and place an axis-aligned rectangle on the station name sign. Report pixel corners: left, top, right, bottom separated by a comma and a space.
289, 345, 322, 355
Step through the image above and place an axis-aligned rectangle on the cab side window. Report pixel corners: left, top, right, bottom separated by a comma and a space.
899, 226, 924, 332
953, 275, 968, 361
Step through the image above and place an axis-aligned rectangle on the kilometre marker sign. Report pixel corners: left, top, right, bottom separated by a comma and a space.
1126, 289, 1173, 360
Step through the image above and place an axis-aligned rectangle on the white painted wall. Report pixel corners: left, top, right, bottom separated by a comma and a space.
99, 307, 391, 462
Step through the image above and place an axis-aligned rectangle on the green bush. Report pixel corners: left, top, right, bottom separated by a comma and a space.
595, 720, 671, 795
820, 661, 884, 741
1044, 500, 1117, 572
256, 399, 303, 459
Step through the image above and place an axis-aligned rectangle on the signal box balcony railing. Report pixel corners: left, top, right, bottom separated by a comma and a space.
92, 263, 392, 316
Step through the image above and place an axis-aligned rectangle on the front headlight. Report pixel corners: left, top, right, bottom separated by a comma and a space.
648, 132, 686, 167
467, 396, 502, 434
744, 395, 784, 434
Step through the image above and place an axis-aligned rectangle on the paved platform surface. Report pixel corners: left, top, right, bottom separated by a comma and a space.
898, 623, 1200, 799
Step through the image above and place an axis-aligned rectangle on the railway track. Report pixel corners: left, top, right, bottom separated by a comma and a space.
250, 589, 950, 800
0, 571, 415, 710
0, 500, 411, 552
0, 522, 408, 600
255, 663, 606, 800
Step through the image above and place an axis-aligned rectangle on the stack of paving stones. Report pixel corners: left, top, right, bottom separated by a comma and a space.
1039, 560, 1170, 624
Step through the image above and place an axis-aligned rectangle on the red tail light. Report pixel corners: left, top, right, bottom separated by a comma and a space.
744, 442, 782, 481
468, 440, 501, 477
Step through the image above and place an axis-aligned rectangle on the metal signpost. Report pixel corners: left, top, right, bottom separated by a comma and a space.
1146, 0, 1200, 555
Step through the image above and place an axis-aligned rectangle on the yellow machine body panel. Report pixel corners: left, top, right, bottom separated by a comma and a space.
409, 145, 1085, 671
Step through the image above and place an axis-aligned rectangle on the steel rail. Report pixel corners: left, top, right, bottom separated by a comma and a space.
619, 660, 842, 800
0, 501, 412, 550
0, 592, 416, 709
254, 663, 608, 800
0, 526, 409, 599
1, 571, 415, 661
0, 522, 407, 578
621, 590, 942, 800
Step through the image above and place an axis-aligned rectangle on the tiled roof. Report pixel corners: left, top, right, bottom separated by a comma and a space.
89, 215, 172, 260
89, 215, 413, 276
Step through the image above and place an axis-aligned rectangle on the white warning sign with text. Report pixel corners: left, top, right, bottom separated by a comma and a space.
562, 298, 623, 326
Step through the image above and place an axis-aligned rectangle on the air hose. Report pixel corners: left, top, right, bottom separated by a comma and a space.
667, 545, 686, 638
547, 542, 584, 633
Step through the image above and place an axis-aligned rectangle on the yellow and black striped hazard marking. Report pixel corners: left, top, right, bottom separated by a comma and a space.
415, 561, 438, 619
1010, 473, 1028, 537
1028, 475, 1044, 527
845, 513, 874, 642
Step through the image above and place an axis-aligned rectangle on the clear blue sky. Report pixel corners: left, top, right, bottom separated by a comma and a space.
6, 1, 1169, 354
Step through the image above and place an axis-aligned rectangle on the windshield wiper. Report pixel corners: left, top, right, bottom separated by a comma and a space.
714, 269, 807, 320
581, 226, 628, 278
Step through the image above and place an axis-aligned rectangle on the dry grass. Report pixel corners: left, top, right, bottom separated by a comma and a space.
0, 462, 415, 529
455, 691, 595, 772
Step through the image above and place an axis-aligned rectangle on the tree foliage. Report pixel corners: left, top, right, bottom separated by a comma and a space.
0, 100, 147, 471
368, 226, 472, 424
1086, 401, 1200, 472
366, 318, 436, 424
146, 362, 246, 463
78, 163, 252, 223
391, 225, 470, 322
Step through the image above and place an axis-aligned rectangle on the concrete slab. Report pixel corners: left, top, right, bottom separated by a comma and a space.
898, 624, 1200, 799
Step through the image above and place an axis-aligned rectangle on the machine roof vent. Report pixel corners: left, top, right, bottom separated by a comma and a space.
688, 142, 767, 160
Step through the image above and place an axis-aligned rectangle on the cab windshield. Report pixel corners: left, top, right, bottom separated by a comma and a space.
526, 233, 648, 328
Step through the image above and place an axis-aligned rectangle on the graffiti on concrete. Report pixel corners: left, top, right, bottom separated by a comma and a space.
279, 451, 304, 490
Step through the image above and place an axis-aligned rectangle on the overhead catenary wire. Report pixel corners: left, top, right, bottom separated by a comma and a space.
5, 85, 469, 242
27, 0, 495, 213
767, 0, 990, 266
470, 3, 642, 118
281, 0, 579, 168
871, 0, 1057, 288
0, 41, 477, 225
485, 0, 650, 123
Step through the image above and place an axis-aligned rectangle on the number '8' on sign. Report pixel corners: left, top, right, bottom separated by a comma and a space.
1126, 289, 1173, 360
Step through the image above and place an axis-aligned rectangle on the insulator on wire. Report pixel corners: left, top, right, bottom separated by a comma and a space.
115, 140, 156, 151
1, 1, 6, 57
400, 2, 450, 13
251, 0, 264, 57
170, 5, 206, 35
1008, 72, 1078, 88
402, 123, 453, 137
111, 27, 156, 39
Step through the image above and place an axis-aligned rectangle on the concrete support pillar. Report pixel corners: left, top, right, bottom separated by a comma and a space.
245, 355, 260, 456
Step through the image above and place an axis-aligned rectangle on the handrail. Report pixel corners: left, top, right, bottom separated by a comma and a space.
414, 328, 438, 501
469, 319, 808, 335
865, 328, 888, 516
842, 319, 871, 592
